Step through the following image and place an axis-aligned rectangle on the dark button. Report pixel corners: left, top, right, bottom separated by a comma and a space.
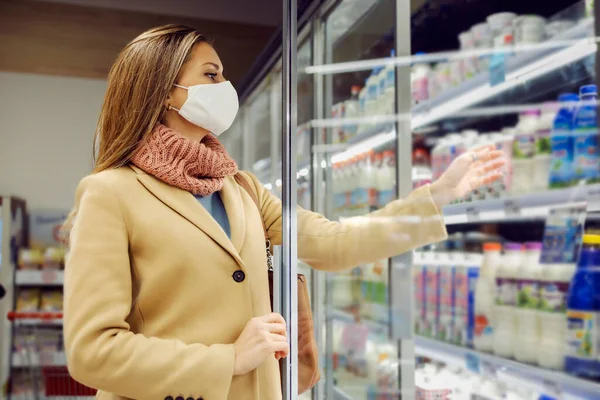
197, 398, 203, 400
165, 397, 173, 400
232, 270, 245, 283
175, 397, 184, 400
186, 398, 194, 400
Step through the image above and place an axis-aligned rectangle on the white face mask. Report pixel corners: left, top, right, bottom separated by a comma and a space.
169, 81, 239, 136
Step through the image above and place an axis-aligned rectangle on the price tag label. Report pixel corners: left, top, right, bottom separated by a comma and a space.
503, 199, 521, 218
41, 270, 57, 284
466, 206, 480, 223
542, 379, 561, 399
465, 352, 480, 374
480, 360, 497, 379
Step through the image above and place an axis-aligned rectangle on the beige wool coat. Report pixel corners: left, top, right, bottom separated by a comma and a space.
63, 164, 447, 400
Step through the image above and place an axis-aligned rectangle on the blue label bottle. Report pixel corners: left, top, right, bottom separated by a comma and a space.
573, 85, 600, 184
565, 234, 600, 380
550, 93, 578, 188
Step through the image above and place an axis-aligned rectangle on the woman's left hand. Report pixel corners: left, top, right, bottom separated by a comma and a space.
430, 145, 506, 208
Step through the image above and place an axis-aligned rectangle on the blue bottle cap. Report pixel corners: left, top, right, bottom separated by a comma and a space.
580, 84, 597, 96
558, 93, 579, 102
390, 49, 395, 57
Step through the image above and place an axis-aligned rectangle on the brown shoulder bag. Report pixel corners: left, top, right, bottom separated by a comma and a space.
233, 173, 320, 394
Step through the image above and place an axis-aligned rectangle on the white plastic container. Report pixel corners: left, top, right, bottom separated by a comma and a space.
458, 31, 478, 80
343, 85, 361, 142
538, 263, 576, 369
383, 58, 396, 115
424, 255, 440, 339
411, 63, 431, 105
471, 22, 493, 71
533, 103, 558, 192
365, 70, 380, 118
493, 242, 522, 358
511, 110, 540, 195
437, 252, 454, 342
474, 242, 501, 352
514, 15, 546, 45
514, 242, 543, 364
377, 150, 396, 207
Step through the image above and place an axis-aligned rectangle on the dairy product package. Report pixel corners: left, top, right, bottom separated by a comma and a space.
413, 254, 427, 336
573, 84, 599, 184
549, 93, 578, 188
437, 255, 454, 342
424, 263, 440, 338
452, 254, 481, 348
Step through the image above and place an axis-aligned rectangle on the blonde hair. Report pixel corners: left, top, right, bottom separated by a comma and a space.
62, 25, 207, 242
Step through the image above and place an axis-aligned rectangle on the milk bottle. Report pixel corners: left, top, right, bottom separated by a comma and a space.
533, 103, 557, 192
514, 242, 543, 364
474, 242, 500, 352
512, 110, 540, 195
377, 150, 396, 208
437, 252, 454, 342
493, 243, 522, 358
343, 85, 361, 142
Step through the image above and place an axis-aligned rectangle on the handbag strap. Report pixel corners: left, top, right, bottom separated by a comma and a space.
233, 173, 273, 271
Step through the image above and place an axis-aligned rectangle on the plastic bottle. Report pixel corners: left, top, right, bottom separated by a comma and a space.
452, 244, 481, 348
533, 103, 558, 192
514, 242, 543, 364
343, 85, 362, 142
431, 138, 445, 182
412, 148, 432, 189
377, 150, 396, 207
365, 69, 381, 117
358, 85, 368, 135
573, 84, 599, 184
549, 93, 579, 189
493, 243, 522, 358
383, 50, 396, 115
438, 249, 453, 342
411, 55, 430, 106
413, 251, 428, 336
512, 110, 540, 195
424, 253, 440, 338
565, 234, 600, 380
474, 242, 501, 352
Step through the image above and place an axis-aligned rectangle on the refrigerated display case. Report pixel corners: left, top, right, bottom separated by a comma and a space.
225, 0, 600, 398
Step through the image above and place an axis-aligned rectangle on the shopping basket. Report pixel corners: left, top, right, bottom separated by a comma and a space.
7, 311, 96, 400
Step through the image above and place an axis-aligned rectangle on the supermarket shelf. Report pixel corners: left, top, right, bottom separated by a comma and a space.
12, 351, 66, 367
415, 336, 600, 400
442, 183, 600, 225
411, 18, 594, 129
8, 312, 63, 326
15, 270, 64, 286
311, 18, 595, 158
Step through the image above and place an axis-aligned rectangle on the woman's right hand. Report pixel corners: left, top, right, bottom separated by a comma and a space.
233, 313, 289, 376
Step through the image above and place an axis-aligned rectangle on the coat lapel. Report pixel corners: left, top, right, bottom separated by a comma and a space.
219, 176, 247, 254
129, 165, 245, 268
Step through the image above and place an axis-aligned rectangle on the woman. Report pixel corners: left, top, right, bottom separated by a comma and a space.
63, 25, 504, 400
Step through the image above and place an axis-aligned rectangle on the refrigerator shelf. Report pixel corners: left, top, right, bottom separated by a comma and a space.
442, 183, 600, 225
15, 270, 64, 286
415, 335, 600, 400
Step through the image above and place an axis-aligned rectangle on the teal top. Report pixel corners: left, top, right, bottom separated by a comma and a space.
195, 192, 231, 238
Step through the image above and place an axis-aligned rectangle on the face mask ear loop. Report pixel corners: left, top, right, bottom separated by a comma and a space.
169, 84, 188, 112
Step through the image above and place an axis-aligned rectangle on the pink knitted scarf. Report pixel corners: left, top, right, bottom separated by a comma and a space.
131, 124, 238, 196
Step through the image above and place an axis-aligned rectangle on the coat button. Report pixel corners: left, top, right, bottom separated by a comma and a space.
175, 397, 184, 400
232, 270, 245, 283
165, 397, 173, 400
186, 398, 194, 400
